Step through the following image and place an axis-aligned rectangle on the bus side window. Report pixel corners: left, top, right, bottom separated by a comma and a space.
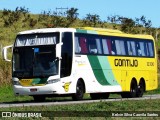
111, 40, 116, 55
61, 32, 73, 77
89, 45, 97, 54
115, 40, 126, 55
145, 42, 149, 56
88, 38, 103, 54
127, 41, 136, 56
95, 38, 102, 54
79, 37, 88, 54
102, 39, 111, 55
148, 42, 154, 57
138, 41, 146, 56
136, 43, 141, 56
127, 41, 132, 55
75, 37, 81, 53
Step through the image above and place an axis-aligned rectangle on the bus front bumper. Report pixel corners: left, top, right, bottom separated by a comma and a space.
13, 83, 67, 96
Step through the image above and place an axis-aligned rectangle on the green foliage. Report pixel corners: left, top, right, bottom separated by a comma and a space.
0, 59, 12, 85
0, 7, 160, 86
0, 85, 33, 102
29, 18, 37, 27
0, 8, 159, 120
107, 15, 154, 35
0, 98, 160, 119
0, 76, 159, 103
120, 17, 136, 33
2, 7, 30, 27
83, 14, 102, 27
66, 7, 79, 27
0, 77, 158, 120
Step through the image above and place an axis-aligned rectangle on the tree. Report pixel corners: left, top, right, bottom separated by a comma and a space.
66, 8, 79, 27
2, 7, 30, 27
135, 16, 152, 28
107, 15, 121, 24
120, 17, 136, 33
83, 14, 101, 27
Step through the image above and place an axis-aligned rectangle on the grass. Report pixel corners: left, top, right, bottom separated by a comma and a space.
0, 85, 33, 103
0, 75, 160, 103
0, 76, 159, 119
0, 98, 160, 120
0, 75, 159, 103
0, 98, 160, 111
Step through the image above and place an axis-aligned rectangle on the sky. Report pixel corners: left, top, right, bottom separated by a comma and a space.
0, 0, 159, 27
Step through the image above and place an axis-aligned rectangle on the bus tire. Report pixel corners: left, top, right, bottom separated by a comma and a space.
33, 95, 46, 102
130, 80, 138, 98
136, 79, 145, 97
72, 80, 85, 101
121, 79, 138, 98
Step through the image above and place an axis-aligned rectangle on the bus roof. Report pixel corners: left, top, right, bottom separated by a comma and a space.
18, 28, 76, 35
18, 27, 154, 40
76, 27, 154, 40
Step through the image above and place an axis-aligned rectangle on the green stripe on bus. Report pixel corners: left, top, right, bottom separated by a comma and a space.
88, 56, 110, 85
87, 30, 97, 34
76, 29, 87, 33
32, 78, 48, 85
88, 56, 119, 85
76, 29, 97, 34
97, 56, 119, 85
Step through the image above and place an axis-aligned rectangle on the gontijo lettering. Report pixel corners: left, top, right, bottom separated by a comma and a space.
114, 59, 138, 67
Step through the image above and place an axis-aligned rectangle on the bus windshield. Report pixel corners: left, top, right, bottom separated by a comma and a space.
12, 33, 59, 78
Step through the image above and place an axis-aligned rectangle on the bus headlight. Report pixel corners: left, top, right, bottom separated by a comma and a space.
46, 79, 60, 84
13, 81, 21, 85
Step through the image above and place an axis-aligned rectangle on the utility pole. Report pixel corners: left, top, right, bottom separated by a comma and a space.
56, 7, 68, 16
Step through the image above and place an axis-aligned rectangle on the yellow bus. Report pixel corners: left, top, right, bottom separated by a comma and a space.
3, 27, 158, 101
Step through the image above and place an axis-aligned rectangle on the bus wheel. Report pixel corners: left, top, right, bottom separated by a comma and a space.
130, 80, 138, 98
72, 80, 85, 101
121, 80, 138, 98
33, 95, 46, 102
137, 80, 145, 97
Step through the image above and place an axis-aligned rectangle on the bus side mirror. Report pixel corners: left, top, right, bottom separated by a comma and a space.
56, 42, 63, 60
2, 45, 13, 62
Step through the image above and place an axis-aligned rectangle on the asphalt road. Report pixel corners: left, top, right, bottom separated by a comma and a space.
0, 94, 160, 108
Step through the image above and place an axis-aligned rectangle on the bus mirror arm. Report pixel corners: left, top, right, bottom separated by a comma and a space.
2, 45, 13, 62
